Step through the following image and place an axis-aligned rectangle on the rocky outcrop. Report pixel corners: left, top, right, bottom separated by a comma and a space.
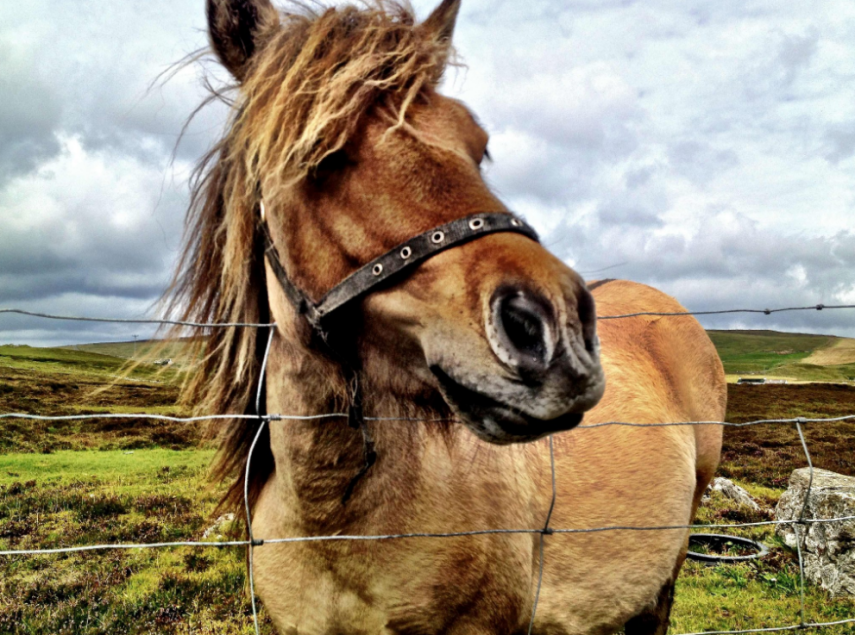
708, 477, 761, 511
775, 468, 855, 596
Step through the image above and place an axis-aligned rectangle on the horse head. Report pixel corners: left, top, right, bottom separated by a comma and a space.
201, 0, 605, 445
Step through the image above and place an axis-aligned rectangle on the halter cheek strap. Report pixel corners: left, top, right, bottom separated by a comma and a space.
260, 210, 540, 330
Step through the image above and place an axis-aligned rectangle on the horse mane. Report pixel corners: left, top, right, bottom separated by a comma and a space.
162, 0, 454, 516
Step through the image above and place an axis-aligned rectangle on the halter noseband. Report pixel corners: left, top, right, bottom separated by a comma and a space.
260, 209, 540, 330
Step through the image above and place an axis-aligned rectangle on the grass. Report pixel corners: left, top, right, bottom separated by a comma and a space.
720, 384, 855, 486
0, 346, 198, 454
0, 450, 274, 634
61, 339, 196, 365
708, 330, 855, 383
672, 487, 855, 635
1, 337, 854, 632
0, 345, 177, 381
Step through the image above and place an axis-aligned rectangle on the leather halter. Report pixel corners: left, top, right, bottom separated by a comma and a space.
259, 207, 539, 503
261, 210, 540, 330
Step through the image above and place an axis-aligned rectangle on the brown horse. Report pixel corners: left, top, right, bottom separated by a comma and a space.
167, 1, 726, 633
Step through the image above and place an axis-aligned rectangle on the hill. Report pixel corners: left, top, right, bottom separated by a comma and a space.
0, 344, 194, 453
707, 329, 855, 383
62, 338, 195, 363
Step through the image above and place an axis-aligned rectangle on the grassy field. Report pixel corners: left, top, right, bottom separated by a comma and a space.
0, 345, 198, 454
708, 330, 855, 383
62, 339, 197, 365
1, 339, 854, 633
0, 449, 269, 634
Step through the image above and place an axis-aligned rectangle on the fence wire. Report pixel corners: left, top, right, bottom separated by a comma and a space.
1, 305, 854, 635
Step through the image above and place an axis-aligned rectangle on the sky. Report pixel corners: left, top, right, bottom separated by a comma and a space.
1, 0, 854, 347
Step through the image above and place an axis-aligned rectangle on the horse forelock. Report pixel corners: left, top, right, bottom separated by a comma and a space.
241, 0, 454, 193
162, 1, 454, 517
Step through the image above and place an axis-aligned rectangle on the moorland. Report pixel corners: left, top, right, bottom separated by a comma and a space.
0, 332, 853, 634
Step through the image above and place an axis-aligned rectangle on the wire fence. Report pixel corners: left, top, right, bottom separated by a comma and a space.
1, 304, 855, 635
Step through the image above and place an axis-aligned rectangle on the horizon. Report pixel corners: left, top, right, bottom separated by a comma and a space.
1, 325, 852, 351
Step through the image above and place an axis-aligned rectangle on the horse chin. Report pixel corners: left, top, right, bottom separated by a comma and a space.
430, 365, 585, 445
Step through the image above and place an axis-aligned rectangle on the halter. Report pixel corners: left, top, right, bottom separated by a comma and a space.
260, 209, 540, 330
259, 205, 540, 502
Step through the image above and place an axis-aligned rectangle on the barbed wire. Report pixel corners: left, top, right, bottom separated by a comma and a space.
597, 303, 855, 320
0, 308, 273, 328
3, 302, 855, 326
1, 307, 854, 634
3, 514, 854, 559
1, 412, 854, 428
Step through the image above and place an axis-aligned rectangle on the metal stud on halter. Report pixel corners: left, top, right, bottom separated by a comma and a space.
260, 211, 539, 330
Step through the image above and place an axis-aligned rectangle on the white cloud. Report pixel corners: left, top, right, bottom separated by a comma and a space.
1, 0, 854, 345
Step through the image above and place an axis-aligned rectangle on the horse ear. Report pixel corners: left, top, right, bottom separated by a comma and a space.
207, 0, 280, 82
422, 0, 461, 46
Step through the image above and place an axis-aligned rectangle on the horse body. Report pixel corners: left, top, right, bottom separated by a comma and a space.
250, 279, 723, 635
168, 1, 726, 633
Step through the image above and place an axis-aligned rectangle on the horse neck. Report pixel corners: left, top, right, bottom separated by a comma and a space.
263, 330, 453, 533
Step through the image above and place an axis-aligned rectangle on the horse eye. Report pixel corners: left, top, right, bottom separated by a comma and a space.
480, 147, 492, 165
312, 150, 351, 180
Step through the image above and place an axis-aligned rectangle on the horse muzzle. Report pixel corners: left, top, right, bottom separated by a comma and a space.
428, 283, 606, 444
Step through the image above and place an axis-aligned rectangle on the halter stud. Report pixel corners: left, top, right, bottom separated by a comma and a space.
263, 212, 538, 329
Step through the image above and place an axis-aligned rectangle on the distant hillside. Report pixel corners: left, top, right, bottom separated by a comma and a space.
62, 339, 195, 364
707, 330, 855, 383
0, 344, 172, 382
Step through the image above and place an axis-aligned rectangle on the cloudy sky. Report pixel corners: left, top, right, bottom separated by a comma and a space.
1, 0, 854, 347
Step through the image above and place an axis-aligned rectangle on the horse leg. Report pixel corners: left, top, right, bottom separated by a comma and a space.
622, 578, 675, 635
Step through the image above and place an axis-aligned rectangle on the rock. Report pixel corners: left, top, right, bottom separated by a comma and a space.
775, 468, 855, 596
708, 477, 761, 511
202, 513, 236, 540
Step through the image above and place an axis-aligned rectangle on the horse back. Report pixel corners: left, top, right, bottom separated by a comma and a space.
589, 279, 725, 490
533, 280, 725, 634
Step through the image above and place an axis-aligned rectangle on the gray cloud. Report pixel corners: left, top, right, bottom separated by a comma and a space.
1, 0, 854, 347
0, 42, 62, 183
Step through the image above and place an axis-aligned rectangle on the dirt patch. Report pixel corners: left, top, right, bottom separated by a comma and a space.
801, 337, 855, 366
721, 383, 855, 487
0, 365, 204, 453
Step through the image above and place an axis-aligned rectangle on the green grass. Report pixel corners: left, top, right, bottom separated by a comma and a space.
0, 449, 213, 486
707, 330, 855, 382
62, 339, 195, 365
707, 330, 834, 359
0, 344, 176, 382
1, 335, 854, 633
0, 449, 274, 634
0, 345, 195, 454
672, 486, 855, 634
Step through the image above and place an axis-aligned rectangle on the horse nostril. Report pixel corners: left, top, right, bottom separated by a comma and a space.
577, 288, 597, 355
492, 289, 553, 368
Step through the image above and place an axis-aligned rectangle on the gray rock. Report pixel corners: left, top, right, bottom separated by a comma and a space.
709, 477, 761, 511
202, 513, 236, 540
775, 468, 855, 596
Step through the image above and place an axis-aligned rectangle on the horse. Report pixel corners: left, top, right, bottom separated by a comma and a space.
166, 1, 726, 633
